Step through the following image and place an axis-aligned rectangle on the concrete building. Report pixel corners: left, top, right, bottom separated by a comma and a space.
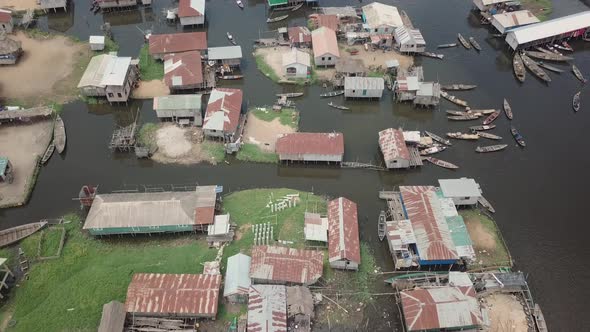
275, 132, 344, 163
288, 26, 312, 48
207, 46, 242, 68
153, 94, 202, 126
125, 273, 221, 319
438, 178, 482, 206
247, 285, 287, 332
148, 32, 207, 60
304, 212, 328, 242
203, 88, 242, 141
400, 286, 483, 331
344, 77, 384, 99
163, 51, 208, 91
378, 128, 411, 169
178, 0, 205, 26
327, 197, 361, 270
362, 2, 403, 35
224, 253, 252, 304
491, 10, 539, 35
394, 26, 426, 53
39, 0, 68, 12
282, 48, 311, 79
0, 10, 13, 34
77, 54, 139, 103
249, 245, 324, 285
312, 27, 340, 67
82, 186, 219, 235
505, 11, 590, 50
89, 35, 105, 51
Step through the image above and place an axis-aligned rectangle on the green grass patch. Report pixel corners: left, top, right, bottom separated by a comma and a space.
2, 215, 218, 332
236, 144, 278, 164
521, 0, 552, 21
137, 123, 158, 150
138, 44, 164, 81
102, 36, 119, 54
25, 28, 51, 39
254, 54, 280, 82
39, 228, 64, 257
367, 71, 384, 78
251, 108, 299, 129
79, 95, 99, 104
461, 209, 512, 269
202, 141, 226, 163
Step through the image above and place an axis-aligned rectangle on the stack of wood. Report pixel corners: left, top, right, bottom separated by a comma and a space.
127, 317, 196, 331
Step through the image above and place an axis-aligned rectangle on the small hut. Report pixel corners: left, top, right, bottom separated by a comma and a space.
0, 34, 22, 65
89, 36, 106, 51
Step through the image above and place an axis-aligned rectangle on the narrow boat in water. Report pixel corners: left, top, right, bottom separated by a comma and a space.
448, 114, 479, 121
469, 109, 496, 115
446, 110, 476, 116
511, 126, 526, 147
457, 33, 471, 49
476, 131, 502, 140
561, 41, 574, 52
469, 124, 495, 131
503, 98, 513, 120
41, 141, 55, 165
478, 196, 496, 213
378, 211, 386, 241
553, 43, 572, 52
447, 132, 479, 140
291, 2, 303, 11
546, 44, 562, 55
521, 53, 551, 83
419, 52, 444, 59
328, 102, 349, 110
266, 14, 289, 23
420, 145, 446, 156
423, 156, 459, 169
513, 53, 526, 83
441, 84, 476, 91
572, 65, 587, 83
219, 74, 243, 80
476, 144, 508, 153
524, 50, 572, 62
440, 91, 468, 107
236, 0, 244, 9
437, 43, 458, 48
483, 110, 501, 125
469, 37, 481, 51
0, 221, 48, 248
320, 90, 344, 98
424, 130, 452, 146
226, 32, 237, 45
276, 92, 304, 98
537, 61, 563, 73
573, 91, 581, 112
54, 115, 66, 154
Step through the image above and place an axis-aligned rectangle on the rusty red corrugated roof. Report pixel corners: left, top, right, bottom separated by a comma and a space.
178, 0, 204, 17
0, 10, 11, 23
312, 26, 340, 58
327, 197, 361, 264
250, 246, 324, 285
400, 286, 482, 331
379, 128, 410, 161
247, 285, 287, 332
288, 26, 312, 44
317, 14, 339, 31
194, 206, 215, 225
275, 132, 344, 156
163, 51, 203, 88
203, 88, 243, 133
125, 273, 221, 318
149, 32, 207, 55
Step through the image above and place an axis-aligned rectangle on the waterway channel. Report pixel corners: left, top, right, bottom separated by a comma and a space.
1, 0, 590, 330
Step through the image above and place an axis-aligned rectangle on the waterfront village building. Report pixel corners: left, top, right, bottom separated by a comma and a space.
202, 88, 243, 141
148, 32, 207, 60
178, 0, 205, 26
249, 245, 324, 285
282, 47, 311, 79
378, 128, 410, 169
344, 77, 384, 99
394, 26, 426, 53
77, 54, 139, 103
89, 35, 105, 51
304, 212, 328, 243
335, 58, 366, 78
163, 51, 215, 91
0, 10, 13, 34
247, 284, 287, 332
275, 132, 344, 163
490, 10, 539, 35
438, 178, 482, 206
39, 0, 68, 12
311, 27, 340, 67
207, 46, 242, 68
288, 26, 312, 48
327, 197, 361, 270
223, 253, 252, 304
472, 0, 511, 13
97, 0, 138, 10
362, 2, 403, 35
153, 94, 202, 126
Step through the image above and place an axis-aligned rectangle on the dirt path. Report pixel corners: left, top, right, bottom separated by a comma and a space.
0, 0, 39, 11
132, 80, 169, 99
0, 32, 88, 105
483, 293, 529, 332
151, 124, 218, 165
465, 216, 496, 250
243, 112, 296, 151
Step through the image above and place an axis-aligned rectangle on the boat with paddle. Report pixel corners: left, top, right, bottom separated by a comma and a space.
320, 90, 344, 98
573, 91, 581, 112
424, 130, 452, 146
423, 156, 459, 170
503, 98, 513, 120
328, 102, 349, 110
378, 211, 386, 241
476, 144, 508, 153
511, 126, 526, 147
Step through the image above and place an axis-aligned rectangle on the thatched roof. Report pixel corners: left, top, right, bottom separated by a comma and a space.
0, 34, 21, 55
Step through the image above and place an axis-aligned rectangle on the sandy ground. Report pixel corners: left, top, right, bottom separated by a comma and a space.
0, 120, 53, 208
255, 46, 299, 81
242, 111, 296, 151
483, 293, 529, 332
0, 0, 39, 11
131, 80, 169, 99
151, 124, 218, 165
465, 216, 497, 251
0, 32, 87, 104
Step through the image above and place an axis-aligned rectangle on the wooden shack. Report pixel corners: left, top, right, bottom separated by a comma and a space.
153, 94, 203, 126
207, 46, 242, 68
77, 54, 139, 103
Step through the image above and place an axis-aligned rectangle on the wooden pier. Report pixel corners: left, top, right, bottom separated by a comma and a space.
379, 191, 406, 221
341, 162, 385, 171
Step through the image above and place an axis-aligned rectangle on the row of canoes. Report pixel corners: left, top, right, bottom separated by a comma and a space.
440, 91, 468, 107
41, 115, 66, 165
514, 52, 587, 84
447, 132, 502, 140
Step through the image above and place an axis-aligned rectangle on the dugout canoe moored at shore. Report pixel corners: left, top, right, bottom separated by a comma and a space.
458, 33, 471, 49
423, 156, 459, 169
447, 132, 479, 140
476, 144, 508, 153
477, 132, 502, 140
521, 53, 551, 83
441, 84, 477, 91
513, 53, 526, 83
441, 91, 468, 107
424, 130, 452, 146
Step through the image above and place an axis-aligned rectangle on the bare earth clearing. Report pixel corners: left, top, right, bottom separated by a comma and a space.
131, 79, 169, 99
151, 124, 219, 165
0, 120, 53, 208
255, 46, 300, 81
0, 32, 88, 105
465, 217, 496, 251
483, 293, 529, 332
242, 112, 295, 151
0, 0, 39, 11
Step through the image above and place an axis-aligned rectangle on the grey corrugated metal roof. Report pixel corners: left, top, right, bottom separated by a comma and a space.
344, 77, 384, 90
247, 284, 287, 332
224, 253, 252, 297
153, 94, 202, 111
438, 178, 482, 198
207, 46, 243, 60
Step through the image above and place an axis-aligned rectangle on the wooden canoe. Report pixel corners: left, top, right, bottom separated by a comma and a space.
524, 50, 573, 62
378, 211, 386, 241
328, 102, 349, 110
511, 126, 526, 147
440, 91, 468, 107
521, 53, 551, 83
441, 84, 476, 91
469, 125, 496, 131
0, 221, 47, 248
476, 144, 508, 153
424, 156, 459, 169
276, 92, 304, 98
537, 61, 564, 73
513, 53, 526, 83
572, 65, 587, 83
424, 130, 452, 146
54, 115, 66, 154
41, 141, 55, 165
573, 91, 581, 112
320, 90, 344, 98
483, 110, 501, 125
447, 132, 479, 140
447, 114, 479, 121
267, 14, 289, 23
437, 43, 458, 49
476, 132, 502, 140
503, 98, 513, 120
469, 37, 481, 51
457, 33, 471, 49
478, 196, 495, 213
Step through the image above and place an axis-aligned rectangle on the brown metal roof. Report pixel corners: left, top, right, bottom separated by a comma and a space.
400, 286, 482, 331
317, 14, 339, 31
125, 273, 221, 318
164, 51, 203, 88
250, 246, 324, 285
149, 32, 207, 55
327, 197, 361, 264
0, 10, 11, 23
247, 285, 287, 332
178, 0, 204, 17
194, 206, 215, 225
288, 26, 311, 44
378, 128, 410, 161
203, 88, 243, 133
312, 27, 340, 58
275, 132, 344, 156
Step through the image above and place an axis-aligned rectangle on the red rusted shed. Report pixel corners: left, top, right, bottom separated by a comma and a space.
327, 197, 361, 268
247, 285, 287, 332
275, 133, 344, 156
250, 246, 324, 285
149, 32, 207, 56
